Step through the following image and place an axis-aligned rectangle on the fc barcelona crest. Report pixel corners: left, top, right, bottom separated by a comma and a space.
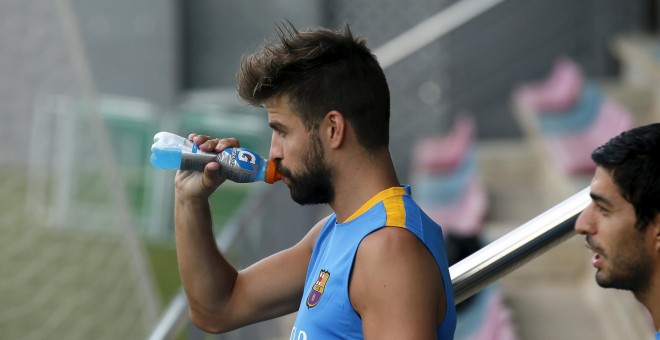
306, 270, 330, 308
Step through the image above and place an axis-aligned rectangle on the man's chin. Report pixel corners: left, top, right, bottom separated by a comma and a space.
289, 189, 332, 206
595, 268, 612, 285
595, 274, 611, 289
290, 195, 326, 206
595, 272, 627, 291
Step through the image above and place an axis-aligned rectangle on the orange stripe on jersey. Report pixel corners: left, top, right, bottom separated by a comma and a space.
344, 186, 407, 224
383, 194, 406, 228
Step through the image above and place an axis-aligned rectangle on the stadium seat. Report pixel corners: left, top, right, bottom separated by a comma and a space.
513, 57, 583, 114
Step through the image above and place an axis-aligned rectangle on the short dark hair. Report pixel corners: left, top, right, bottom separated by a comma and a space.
237, 22, 390, 151
592, 123, 660, 229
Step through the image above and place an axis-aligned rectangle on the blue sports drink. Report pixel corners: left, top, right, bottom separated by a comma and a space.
150, 131, 282, 184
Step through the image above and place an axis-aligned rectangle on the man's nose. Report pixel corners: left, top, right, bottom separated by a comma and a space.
575, 203, 595, 235
269, 132, 283, 160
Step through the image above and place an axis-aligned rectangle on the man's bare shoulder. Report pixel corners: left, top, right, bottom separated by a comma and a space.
357, 226, 438, 266
350, 226, 445, 337
352, 226, 443, 295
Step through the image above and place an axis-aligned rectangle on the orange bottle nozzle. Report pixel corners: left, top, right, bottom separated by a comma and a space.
264, 159, 284, 184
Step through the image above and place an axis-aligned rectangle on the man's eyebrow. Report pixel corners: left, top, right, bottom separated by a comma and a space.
269, 121, 285, 131
590, 193, 613, 208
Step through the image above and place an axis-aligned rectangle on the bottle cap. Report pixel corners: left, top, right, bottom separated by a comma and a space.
264, 159, 284, 184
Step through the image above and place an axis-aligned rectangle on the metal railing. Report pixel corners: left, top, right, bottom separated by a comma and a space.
450, 187, 590, 303
373, 0, 505, 68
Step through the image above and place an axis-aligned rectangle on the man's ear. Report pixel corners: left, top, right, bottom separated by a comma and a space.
324, 110, 346, 149
653, 213, 660, 253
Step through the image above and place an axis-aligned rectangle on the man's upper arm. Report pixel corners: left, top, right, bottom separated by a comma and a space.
350, 226, 446, 340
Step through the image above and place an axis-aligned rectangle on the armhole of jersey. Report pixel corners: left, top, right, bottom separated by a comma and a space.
345, 226, 388, 321
346, 225, 451, 330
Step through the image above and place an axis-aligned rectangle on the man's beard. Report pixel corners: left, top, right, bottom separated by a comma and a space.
278, 136, 334, 205
594, 236, 652, 293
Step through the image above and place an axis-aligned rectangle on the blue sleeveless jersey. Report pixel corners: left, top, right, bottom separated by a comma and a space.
290, 186, 457, 339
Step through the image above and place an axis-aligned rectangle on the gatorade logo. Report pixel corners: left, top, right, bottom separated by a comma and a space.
237, 150, 256, 165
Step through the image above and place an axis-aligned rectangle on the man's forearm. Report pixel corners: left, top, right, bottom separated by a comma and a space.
174, 194, 238, 321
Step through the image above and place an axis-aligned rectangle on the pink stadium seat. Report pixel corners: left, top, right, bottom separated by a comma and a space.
421, 178, 488, 237
412, 114, 475, 173
543, 98, 635, 175
513, 57, 583, 114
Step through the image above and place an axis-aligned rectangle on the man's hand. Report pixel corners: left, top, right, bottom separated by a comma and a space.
174, 134, 241, 200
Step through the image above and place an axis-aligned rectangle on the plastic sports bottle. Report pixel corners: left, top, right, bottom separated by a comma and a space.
150, 131, 283, 184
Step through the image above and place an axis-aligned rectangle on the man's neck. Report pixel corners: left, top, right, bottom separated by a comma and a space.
634, 283, 660, 332
330, 148, 399, 223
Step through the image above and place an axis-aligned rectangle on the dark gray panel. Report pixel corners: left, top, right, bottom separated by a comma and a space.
182, 1, 323, 89
71, 0, 179, 108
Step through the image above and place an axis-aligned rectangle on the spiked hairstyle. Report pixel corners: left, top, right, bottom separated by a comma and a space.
237, 22, 391, 151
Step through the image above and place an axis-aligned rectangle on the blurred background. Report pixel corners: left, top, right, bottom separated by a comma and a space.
1, 0, 659, 339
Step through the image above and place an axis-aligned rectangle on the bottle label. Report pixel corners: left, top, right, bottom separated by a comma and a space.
172, 136, 261, 183
217, 148, 259, 183
180, 139, 217, 172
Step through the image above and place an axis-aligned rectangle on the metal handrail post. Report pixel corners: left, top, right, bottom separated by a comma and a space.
450, 186, 591, 304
